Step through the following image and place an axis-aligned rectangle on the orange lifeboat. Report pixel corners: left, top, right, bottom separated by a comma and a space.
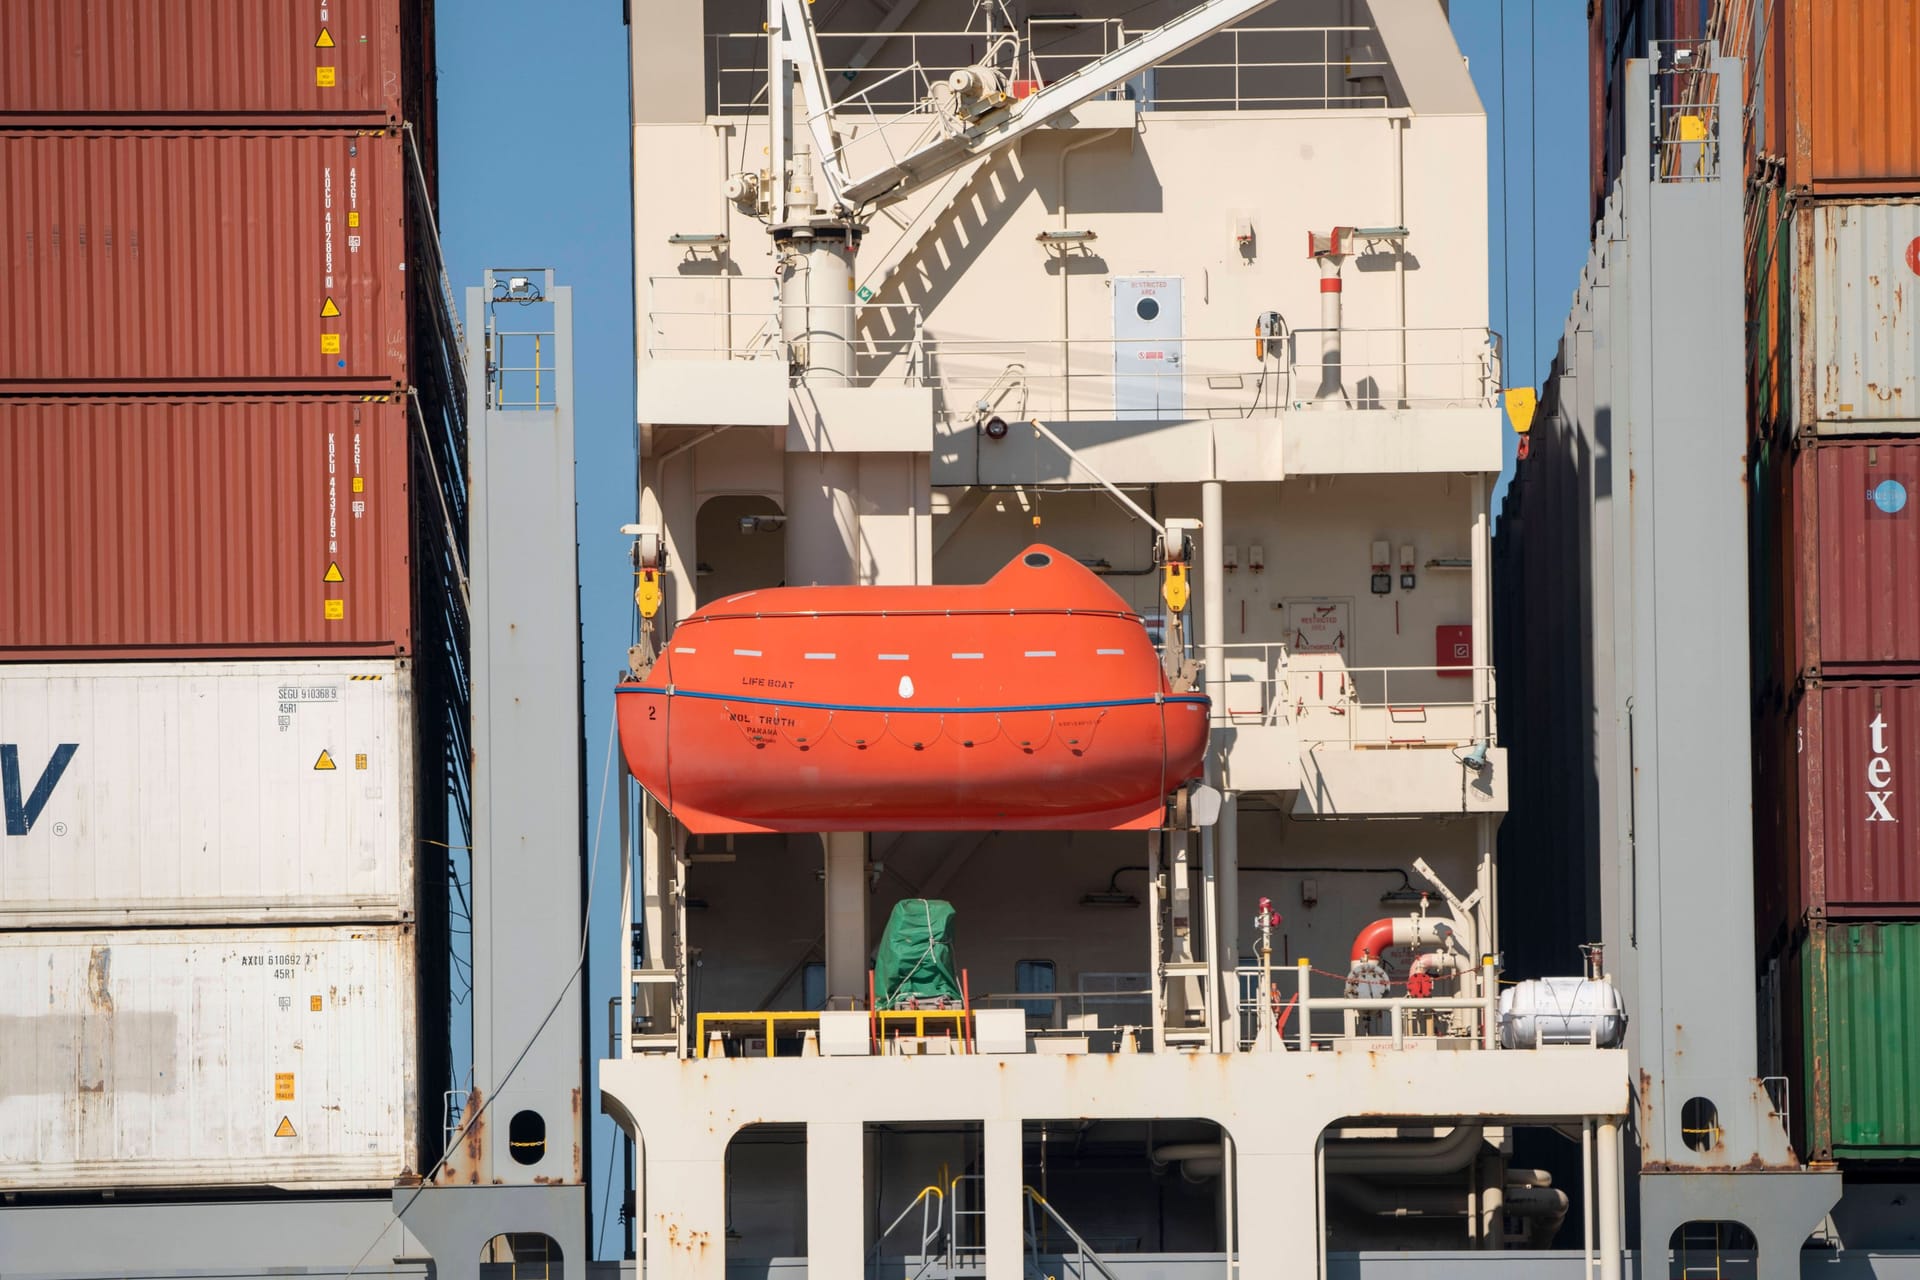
616, 545, 1210, 833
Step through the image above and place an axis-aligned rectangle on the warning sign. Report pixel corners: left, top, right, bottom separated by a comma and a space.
352, 477, 364, 493
314, 750, 337, 771
310, 995, 323, 1011
321, 297, 341, 318
274, 1073, 295, 1101
316, 66, 337, 88
315, 27, 335, 48
275, 1116, 298, 1139
320, 333, 341, 355
354, 753, 368, 771
324, 599, 345, 621
323, 562, 344, 583
348, 211, 360, 228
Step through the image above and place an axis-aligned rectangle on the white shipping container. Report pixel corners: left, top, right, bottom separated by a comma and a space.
0, 925, 418, 1191
0, 661, 414, 926
1800, 199, 1920, 431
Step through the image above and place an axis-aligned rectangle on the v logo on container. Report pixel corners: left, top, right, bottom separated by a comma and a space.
1, 744, 79, 836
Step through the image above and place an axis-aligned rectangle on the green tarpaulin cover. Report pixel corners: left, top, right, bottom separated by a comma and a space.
873, 898, 961, 1009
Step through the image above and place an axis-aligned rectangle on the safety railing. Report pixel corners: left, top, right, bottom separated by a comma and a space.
1206, 643, 1496, 748
1116, 24, 1389, 110
1649, 40, 1721, 183
1236, 959, 1501, 1052
1284, 659, 1496, 749
1287, 325, 1503, 410
643, 276, 928, 381
871, 1174, 1120, 1280
486, 328, 558, 411
640, 311, 1496, 416
974, 987, 1154, 1053
712, 21, 1393, 116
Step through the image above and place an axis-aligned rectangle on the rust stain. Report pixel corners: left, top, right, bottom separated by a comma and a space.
85, 946, 114, 1013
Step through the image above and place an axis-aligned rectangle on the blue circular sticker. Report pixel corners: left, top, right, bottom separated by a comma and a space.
1871, 479, 1908, 514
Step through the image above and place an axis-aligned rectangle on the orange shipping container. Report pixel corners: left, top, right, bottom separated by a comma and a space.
0, 399, 413, 659
0, 0, 407, 125
0, 131, 409, 393
1785, 0, 1920, 194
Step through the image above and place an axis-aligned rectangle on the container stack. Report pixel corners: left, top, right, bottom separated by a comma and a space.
0, 1, 464, 1195
1738, 3, 1920, 1167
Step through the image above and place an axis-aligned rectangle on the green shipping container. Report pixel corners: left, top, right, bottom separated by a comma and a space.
1795, 921, 1920, 1160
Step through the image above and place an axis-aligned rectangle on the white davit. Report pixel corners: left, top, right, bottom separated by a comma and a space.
0, 661, 415, 926
0, 925, 418, 1191
1499, 977, 1629, 1049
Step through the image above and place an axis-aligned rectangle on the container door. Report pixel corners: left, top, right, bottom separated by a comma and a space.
1114, 276, 1183, 420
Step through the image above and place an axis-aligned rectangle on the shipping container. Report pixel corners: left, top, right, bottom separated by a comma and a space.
1785, 1, 1920, 195
0, 131, 408, 392
1781, 920, 1920, 1162
1759, 682, 1920, 939
0, 924, 419, 1190
0, 662, 415, 927
1795, 200, 1920, 432
1781, 439, 1920, 678
0, 0, 405, 125
0, 398, 414, 658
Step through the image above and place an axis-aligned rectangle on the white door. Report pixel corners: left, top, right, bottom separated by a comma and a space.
1113, 276, 1184, 420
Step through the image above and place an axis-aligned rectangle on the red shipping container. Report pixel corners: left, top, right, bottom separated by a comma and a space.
0, 398, 413, 658
1765, 682, 1920, 926
0, 1, 405, 126
1785, 440, 1920, 678
0, 131, 408, 393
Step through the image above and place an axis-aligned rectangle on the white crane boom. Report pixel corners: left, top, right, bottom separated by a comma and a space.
838, 0, 1285, 209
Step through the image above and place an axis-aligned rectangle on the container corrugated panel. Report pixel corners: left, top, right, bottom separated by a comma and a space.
1792, 921, 1920, 1160
1790, 681, 1920, 919
1796, 200, 1920, 431
0, 0, 405, 125
0, 662, 414, 928
0, 924, 417, 1190
0, 399, 413, 658
1790, 440, 1920, 673
0, 131, 408, 392
1788, 0, 1920, 194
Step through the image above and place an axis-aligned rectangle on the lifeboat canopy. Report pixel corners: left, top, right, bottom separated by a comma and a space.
616, 545, 1210, 833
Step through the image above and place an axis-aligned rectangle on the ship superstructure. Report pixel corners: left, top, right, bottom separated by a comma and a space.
606, 3, 1630, 1275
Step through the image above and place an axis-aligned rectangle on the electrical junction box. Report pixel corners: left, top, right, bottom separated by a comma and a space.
1436, 624, 1473, 677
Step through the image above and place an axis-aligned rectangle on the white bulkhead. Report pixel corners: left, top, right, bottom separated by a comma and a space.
0, 661, 414, 926
0, 924, 418, 1191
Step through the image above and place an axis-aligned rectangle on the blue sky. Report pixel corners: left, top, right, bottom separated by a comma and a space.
433, 0, 1589, 1258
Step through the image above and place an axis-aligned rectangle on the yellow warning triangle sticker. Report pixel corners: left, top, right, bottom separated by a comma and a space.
323, 561, 344, 583
314, 750, 337, 771
275, 1116, 298, 1138
321, 296, 341, 318
315, 28, 335, 48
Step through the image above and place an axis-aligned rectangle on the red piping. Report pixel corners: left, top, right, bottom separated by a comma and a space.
1350, 918, 1396, 962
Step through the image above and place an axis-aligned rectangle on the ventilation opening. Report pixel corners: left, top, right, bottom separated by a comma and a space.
508, 1109, 546, 1165
1680, 1097, 1721, 1153
1023, 551, 1053, 567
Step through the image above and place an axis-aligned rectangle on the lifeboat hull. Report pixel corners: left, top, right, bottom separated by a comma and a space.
617, 546, 1210, 833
